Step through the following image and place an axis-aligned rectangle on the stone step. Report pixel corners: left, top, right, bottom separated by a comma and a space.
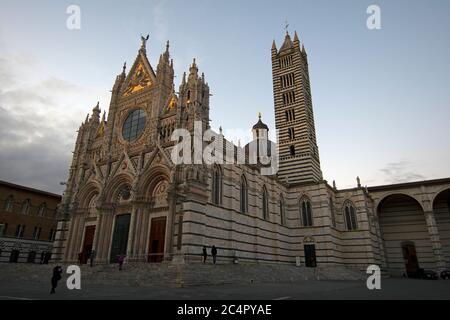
0, 262, 367, 287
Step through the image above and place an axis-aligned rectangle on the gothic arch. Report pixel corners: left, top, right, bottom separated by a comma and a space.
211, 164, 223, 205
77, 182, 101, 209
342, 199, 358, 231
104, 173, 133, 203
240, 174, 249, 214
279, 194, 286, 226
299, 195, 313, 227
262, 185, 269, 220
137, 164, 171, 198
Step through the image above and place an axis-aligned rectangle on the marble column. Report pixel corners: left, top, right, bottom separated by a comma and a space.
424, 211, 446, 270
164, 190, 177, 261
95, 207, 114, 263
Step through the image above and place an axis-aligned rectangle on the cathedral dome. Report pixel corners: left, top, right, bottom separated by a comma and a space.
252, 113, 269, 131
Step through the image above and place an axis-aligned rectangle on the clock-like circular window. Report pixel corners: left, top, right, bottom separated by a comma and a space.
122, 109, 146, 142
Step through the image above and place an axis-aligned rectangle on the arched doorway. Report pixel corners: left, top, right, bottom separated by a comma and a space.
148, 180, 169, 263
378, 194, 433, 277
401, 241, 419, 277
109, 184, 133, 263
303, 236, 317, 267
433, 188, 450, 266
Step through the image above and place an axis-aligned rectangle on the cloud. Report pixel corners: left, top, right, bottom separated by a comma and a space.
380, 160, 425, 184
0, 55, 98, 194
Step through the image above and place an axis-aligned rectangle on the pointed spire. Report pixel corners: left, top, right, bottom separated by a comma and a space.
272, 39, 277, 51
93, 101, 100, 113
302, 43, 306, 54
294, 31, 299, 43
90, 102, 101, 122
279, 31, 294, 52
122, 62, 127, 74
189, 58, 198, 78
85, 113, 89, 123
165, 40, 170, 53
102, 111, 106, 122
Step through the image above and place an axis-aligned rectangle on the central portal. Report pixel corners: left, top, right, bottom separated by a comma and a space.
148, 217, 166, 263
110, 214, 131, 263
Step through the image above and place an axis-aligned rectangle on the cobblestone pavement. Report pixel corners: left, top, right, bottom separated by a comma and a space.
1, 278, 450, 300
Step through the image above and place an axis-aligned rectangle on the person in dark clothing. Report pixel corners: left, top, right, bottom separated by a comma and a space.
202, 246, 207, 263
89, 250, 96, 267
118, 254, 125, 271
44, 252, 51, 264
211, 245, 217, 264
50, 266, 63, 294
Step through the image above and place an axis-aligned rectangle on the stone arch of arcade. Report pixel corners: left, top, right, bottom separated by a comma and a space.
432, 188, 450, 266
377, 193, 433, 277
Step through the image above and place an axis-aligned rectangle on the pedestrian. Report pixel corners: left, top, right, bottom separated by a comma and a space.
118, 254, 125, 271
211, 245, 217, 264
44, 252, 51, 264
50, 265, 63, 294
202, 246, 207, 263
89, 250, 96, 267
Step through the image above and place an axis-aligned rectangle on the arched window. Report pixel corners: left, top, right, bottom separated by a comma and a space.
300, 197, 313, 227
262, 186, 269, 220
240, 175, 248, 213
279, 196, 286, 226
211, 166, 222, 205
37, 203, 47, 217
329, 197, 336, 228
4, 195, 14, 212
21, 199, 30, 215
290, 145, 296, 156
288, 128, 295, 140
117, 185, 131, 203
344, 201, 358, 230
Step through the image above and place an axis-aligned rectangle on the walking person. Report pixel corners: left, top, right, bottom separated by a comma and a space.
89, 250, 96, 267
211, 245, 217, 265
202, 246, 207, 263
50, 265, 63, 294
118, 254, 125, 271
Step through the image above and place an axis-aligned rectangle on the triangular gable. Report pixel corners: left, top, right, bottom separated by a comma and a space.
161, 93, 178, 115
142, 144, 174, 173
122, 50, 156, 97
110, 150, 137, 179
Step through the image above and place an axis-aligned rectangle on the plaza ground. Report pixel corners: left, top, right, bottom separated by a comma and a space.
1, 277, 450, 300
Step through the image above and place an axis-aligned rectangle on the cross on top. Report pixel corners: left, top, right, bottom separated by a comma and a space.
284, 20, 289, 34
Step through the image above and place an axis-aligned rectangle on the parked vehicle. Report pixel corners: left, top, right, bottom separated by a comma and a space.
407, 268, 438, 280
440, 270, 450, 280
422, 269, 439, 280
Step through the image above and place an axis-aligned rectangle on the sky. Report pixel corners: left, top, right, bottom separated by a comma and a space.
0, 0, 449, 194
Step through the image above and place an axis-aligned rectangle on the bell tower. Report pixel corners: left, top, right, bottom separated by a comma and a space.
272, 30, 322, 184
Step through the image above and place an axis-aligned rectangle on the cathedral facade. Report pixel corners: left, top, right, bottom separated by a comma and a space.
53, 31, 450, 277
